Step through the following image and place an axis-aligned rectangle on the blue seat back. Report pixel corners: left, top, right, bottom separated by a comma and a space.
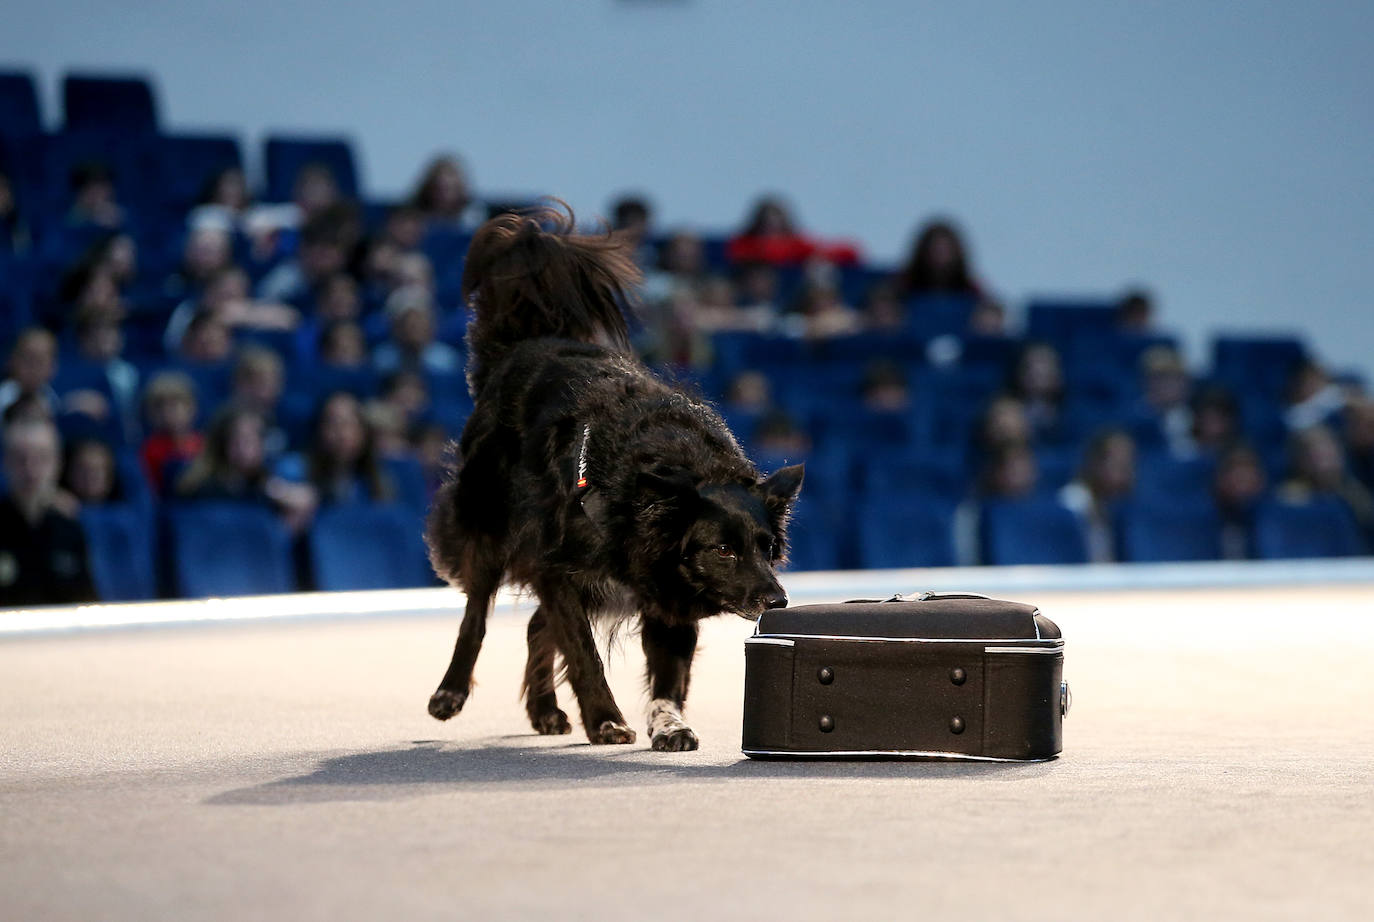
980, 497, 1088, 565
263, 135, 359, 202
63, 74, 158, 134
309, 503, 432, 591
0, 70, 42, 137
1253, 497, 1365, 559
166, 502, 295, 597
80, 503, 157, 601
1118, 501, 1222, 562
855, 493, 957, 569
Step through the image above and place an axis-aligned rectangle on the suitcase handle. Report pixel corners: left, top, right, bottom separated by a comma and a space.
841, 591, 993, 604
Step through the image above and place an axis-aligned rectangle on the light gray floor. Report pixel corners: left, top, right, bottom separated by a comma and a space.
2, 584, 1372, 921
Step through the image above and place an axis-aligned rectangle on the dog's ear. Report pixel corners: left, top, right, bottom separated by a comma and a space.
761, 464, 804, 511
636, 467, 701, 508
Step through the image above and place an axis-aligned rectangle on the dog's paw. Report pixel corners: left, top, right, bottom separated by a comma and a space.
427, 688, 468, 721
587, 720, 637, 745
531, 708, 572, 735
651, 726, 700, 752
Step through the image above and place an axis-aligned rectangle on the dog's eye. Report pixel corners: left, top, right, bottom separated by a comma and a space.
715, 545, 736, 559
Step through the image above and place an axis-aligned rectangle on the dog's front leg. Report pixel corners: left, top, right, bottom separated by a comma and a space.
541, 587, 636, 745
641, 617, 700, 752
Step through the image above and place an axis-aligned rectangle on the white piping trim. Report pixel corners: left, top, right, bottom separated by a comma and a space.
744, 638, 796, 648
756, 633, 1063, 646
742, 748, 1056, 762
984, 646, 1063, 655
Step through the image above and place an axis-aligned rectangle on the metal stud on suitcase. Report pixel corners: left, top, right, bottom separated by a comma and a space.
742, 592, 1070, 761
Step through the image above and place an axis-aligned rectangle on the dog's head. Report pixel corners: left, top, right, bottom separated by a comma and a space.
635, 464, 804, 620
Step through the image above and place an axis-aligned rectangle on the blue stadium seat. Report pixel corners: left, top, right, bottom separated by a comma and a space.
62, 74, 158, 134
1135, 453, 1216, 504
159, 133, 243, 212
263, 135, 360, 202
905, 292, 977, 338
855, 493, 958, 569
1025, 299, 1117, 344
777, 494, 844, 572
39, 130, 165, 220
309, 503, 433, 591
80, 503, 157, 601
166, 502, 295, 597
0, 70, 42, 137
1117, 501, 1222, 562
1211, 335, 1307, 402
980, 497, 1088, 565
1252, 497, 1365, 559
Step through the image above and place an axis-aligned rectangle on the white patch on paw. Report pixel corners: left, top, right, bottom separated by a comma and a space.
648, 697, 690, 738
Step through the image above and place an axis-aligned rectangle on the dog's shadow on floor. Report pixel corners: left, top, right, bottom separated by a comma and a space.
209, 737, 1051, 806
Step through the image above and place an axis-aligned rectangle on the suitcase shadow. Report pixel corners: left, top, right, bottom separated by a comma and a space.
208, 737, 1050, 806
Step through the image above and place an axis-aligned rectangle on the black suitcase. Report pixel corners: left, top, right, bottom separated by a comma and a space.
742, 592, 1069, 761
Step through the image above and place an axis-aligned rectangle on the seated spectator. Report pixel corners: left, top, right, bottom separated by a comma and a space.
1344, 396, 1374, 493
294, 272, 363, 364
140, 371, 203, 494
723, 371, 774, 414
66, 161, 125, 230
860, 361, 911, 412
257, 206, 359, 306
292, 162, 346, 225
735, 261, 782, 316
1278, 425, 1374, 534
231, 346, 289, 457
0, 419, 96, 605
1117, 288, 1155, 333
1213, 444, 1268, 560
1009, 342, 1068, 444
319, 321, 369, 369
726, 196, 860, 267
191, 166, 251, 224
166, 266, 300, 354
610, 194, 655, 269
1284, 358, 1346, 431
1190, 384, 1243, 456
165, 224, 235, 298
373, 286, 461, 376
783, 275, 862, 340
972, 395, 1033, 466
0, 168, 31, 253
363, 399, 411, 458
70, 305, 140, 442
968, 298, 1007, 336
954, 441, 1041, 565
377, 371, 432, 430
61, 436, 120, 507
379, 204, 427, 254
178, 310, 234, 366
55, 232, 138, 328
410, 154, 483, 229
1058, 428, 1137, 562
410, 420, 450, 501
643, 230, 710, 303
1135, 345, 1194, 456
753, 411, 811, 457
298, 392, 393, 505
894, 219, 981, 298
175, 405, 316, 532
0, 328, 59, 419
860, 282, 906, 332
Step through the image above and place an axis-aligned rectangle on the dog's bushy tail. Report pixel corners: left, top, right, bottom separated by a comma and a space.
461, 200, 641, 396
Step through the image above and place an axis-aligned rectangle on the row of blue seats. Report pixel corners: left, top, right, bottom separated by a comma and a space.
783, 492, 1367, 572
81, 500, 436, 601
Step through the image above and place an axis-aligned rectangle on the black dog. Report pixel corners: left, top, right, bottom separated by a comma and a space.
425, 204, 803, 751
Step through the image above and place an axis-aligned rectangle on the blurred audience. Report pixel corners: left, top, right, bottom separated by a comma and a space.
0, 419, 96, 605
140, 371, 203, 495
1059, 428, 1137, 562
726, 196, 860, 266
895, 219, 981, 298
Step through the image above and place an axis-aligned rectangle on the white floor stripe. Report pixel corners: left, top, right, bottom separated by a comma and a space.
1, 557, 1369, 636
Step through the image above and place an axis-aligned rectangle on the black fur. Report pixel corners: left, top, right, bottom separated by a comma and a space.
425, 289, 802, 750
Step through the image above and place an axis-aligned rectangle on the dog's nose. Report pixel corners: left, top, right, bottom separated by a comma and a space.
764, 592, 789, 609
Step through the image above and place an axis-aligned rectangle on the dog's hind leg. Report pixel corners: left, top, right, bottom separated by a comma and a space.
428, 567, 501, 721
522, 606, 571, 735
642, 618, 700, 752
541, 587, 636, 745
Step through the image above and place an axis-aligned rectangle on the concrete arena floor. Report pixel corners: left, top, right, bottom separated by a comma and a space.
2, 583, 1372, 921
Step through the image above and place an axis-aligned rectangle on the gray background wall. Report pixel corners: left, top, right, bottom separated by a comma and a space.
4, 0, 1371, 373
